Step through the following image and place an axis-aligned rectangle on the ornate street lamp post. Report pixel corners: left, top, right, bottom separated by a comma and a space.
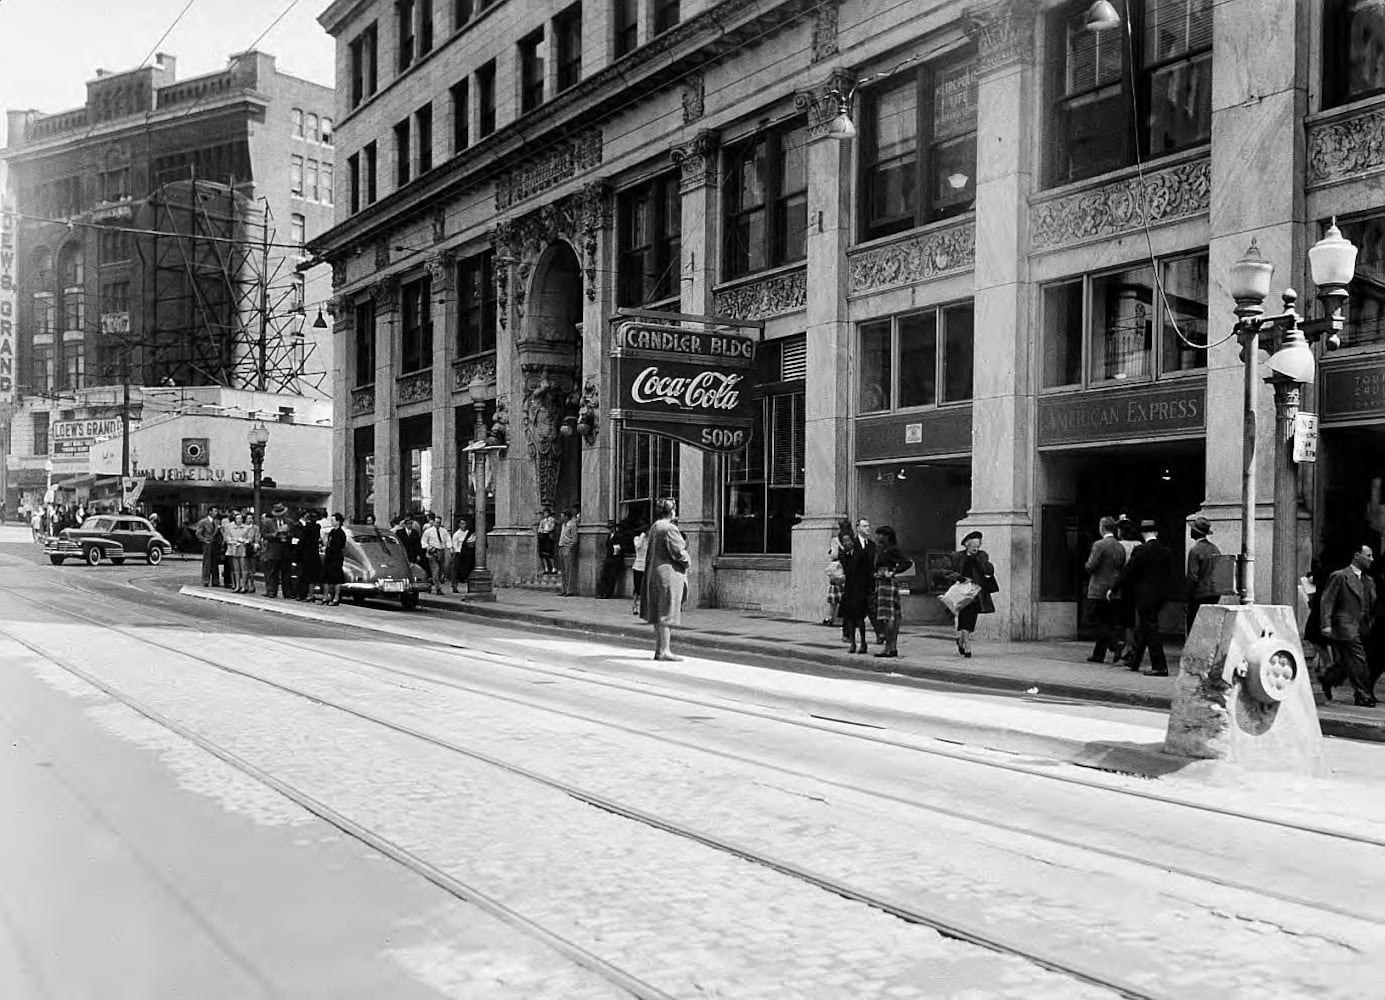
463, 377, 503, 600
247, 421, 270, 521
1229, 222, 1357, 607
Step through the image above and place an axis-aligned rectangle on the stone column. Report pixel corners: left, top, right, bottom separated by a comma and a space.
577, 181, 617, 595
672, 129, 722, 607
487, 221, 529, 584
959, 1, 1036, 639
427, 251, 457, 522
372, 275, 401, 523
789, 71, 855, 621
1201, 0, 1306, 604
328, 282, 352, 516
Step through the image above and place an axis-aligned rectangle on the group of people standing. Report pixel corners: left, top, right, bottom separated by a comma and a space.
392, 513, 477, 594
535, 506, 582, 596
195, 504, 349, 604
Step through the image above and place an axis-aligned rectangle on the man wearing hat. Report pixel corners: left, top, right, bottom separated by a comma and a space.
1184, 515, 1222, 633
260, 502, 294, 598
1113, 519, 1175, 675
597, 517, 625, 599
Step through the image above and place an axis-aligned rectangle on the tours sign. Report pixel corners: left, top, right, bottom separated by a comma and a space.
611, 320, 758, 454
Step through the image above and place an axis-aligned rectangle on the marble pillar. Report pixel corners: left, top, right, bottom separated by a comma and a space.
428, 252, 457, 523
372, 276, 401, 525
577, 182, 617, 595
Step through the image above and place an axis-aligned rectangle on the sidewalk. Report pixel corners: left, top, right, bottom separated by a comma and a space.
236, 581, 1385, 743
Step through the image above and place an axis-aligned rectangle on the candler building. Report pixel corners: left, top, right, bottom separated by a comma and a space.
314, 0, 1385, 639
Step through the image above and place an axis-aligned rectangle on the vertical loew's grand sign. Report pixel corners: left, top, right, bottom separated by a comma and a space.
611, 320, 757, 453
0, 160, 16, 402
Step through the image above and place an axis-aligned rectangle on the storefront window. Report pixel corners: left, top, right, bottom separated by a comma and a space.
858, 303, 973, 410
353, 426, 375, 521
1042, 252, 1207, 389
1337, 214, 1385, 349
400, 415, 432, 516
724, 337, 805, 554
619, 430, 679, 528
1324, 0, 1385, 107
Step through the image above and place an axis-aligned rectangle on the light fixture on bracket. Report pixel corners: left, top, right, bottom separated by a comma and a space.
1084, 0, 1122, 31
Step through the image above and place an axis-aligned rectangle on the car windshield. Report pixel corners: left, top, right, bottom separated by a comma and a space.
81, 517, 114, 531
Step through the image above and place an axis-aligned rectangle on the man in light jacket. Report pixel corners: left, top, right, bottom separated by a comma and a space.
421, 514, 452, 595
558, 507, 581, 596
1085, 515, 1128, 664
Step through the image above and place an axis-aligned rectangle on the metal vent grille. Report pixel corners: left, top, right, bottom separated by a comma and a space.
780, 337, 807, 381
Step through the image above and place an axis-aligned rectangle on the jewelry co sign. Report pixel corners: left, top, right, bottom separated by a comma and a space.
611, 321, 758, 453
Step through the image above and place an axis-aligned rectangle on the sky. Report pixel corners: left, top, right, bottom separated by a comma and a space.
0, 0, 336, 144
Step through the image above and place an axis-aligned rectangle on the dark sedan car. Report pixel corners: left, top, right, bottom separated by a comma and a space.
339, 524, 429, 609
45, 515, 172, 566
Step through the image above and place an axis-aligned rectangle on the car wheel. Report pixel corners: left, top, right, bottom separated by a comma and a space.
400, 591, 420, 611
48, 556, 63, 566
85, 547, 103, 566
147, 545, 164, 566
111, 558, 125, 566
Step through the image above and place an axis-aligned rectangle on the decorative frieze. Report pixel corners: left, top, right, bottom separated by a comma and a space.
453, 355, 497, 392
331, 261, 346, 290
848, 220, 976, 295
682, 74, 705, 124
963, 0, 1034, 75
1030, 157, 1211, 252
396, 369, 433, 405
714, 267, 808, 320
375, 240, 390, 270
495, 130, 603, 211
671, 130, 719, 193
810, 0, 839, 63
1308, 104, 1385, 187
350, 385, 375, 417
376, 274, 401, 313
493, 183, 612, 303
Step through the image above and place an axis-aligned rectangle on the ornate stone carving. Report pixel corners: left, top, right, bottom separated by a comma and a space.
575, 377, 600, 442
714, 267, 808, 320
963, 0, 1035, 75
376, 274, 401, 313
576, 181, 612, 301
331, 261, 346, 290
453, 354, 498, 392
1030, 157, 1211, 252
374, 240, 390, 270
488, 396, 510, 446
795, 69, 856, 139
350, 384, 375, 416
432, 208, 446, 243
682, 74, 705, 124
521, 367, 574, 510
810, 0, 839, 63
1308, 105, 1385, 187
396, 368, 433, 405
495, 262, 510, 330
496, 185, 613, 305
515, 261, 533, 319
848, 219, 976, 294
495, 130, 603, 210
671, 130, 720, 193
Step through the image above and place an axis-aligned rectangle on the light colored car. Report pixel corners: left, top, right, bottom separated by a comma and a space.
45, 515, 172, 567
340, 524, 430, 609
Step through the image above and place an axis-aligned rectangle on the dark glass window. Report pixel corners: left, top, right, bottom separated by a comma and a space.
477, 61, 496, 137
619, 431, 680, 529
519, 29, 545, 113
451, 78, 469, 152
723, 122, 807, 279
1048, 0, 1211, 186
355, 298, 376, 387
365, 142, 378, 204
416, 103, 433, 174
1325, 0, 1385, 106
555, 4, 583, 92
397, 0, 417, 71
654, 0, 679, 34
614, 0, 638, 56
394, 117, 411, 186
354, 425, 376, 522
454, 0, 473, 28
418, 0, 434, 55
618, 172, 681, 306
1334, 215, 1385, 349
725, 337, 805, 555
401, 275, 433, 373
858, 304, 973, 411
349, 23, 378, 107
457, 252, 497, 357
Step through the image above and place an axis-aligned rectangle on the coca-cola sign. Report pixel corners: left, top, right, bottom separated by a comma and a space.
612, 320, 758, 454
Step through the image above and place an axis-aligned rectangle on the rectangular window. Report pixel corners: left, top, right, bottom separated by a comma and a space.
555, 5, 582, 91
306, 159, 319, 201
354, 426, 376, 522
349, 23, 379, 107
858, 304, 974, 411
399, 415, 433, 514
290, 213, 306, 248
418, 0, 434, 55
65, 341, 86, 390
519, 29, 546, 113
618, 172, 681, 306
457, 251, 497, 357
614, 0, 638, 56
1041, 252, 1208, 389
1338, 214, 1385, 349
723, 122, 808, 279
33, 294, 54, 336
619, 431, 680, 529
101, 281, 130, 314
1325, 0, 1385, 106
455, 0, 474, 29
860, 54, 976, 241
398, 0, 417, 71
289, 273, 305, 311
32, 413, 50, 456
349, 154, 361, 213
451, 78, 470, 152
401, 275, 433, 373
292, 108, 304, 137
99, 227, 132, 263
32, 344, 56, 394
290, 154, 304, 197
394, 117, 412, 186
416, 103, 434, 174
365, 142, 378, 204
654, 0, 679, 34
100, 167, 130, 202
477, 61, 497, 137
306, 112, 319, 143
725, 337, 805, 555
355, 298, 376, 387
321, 118, 333, 145
321, 162, 334, 206
1048, 0, 1211, 186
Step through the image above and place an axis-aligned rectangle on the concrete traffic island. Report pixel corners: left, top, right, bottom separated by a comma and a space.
1165, 604, 1324, 776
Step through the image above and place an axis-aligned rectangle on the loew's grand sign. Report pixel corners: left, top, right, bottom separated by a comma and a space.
611, 321, 757, 453
0, 161, 16, 402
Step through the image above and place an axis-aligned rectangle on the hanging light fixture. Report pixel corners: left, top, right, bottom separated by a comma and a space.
1085, 0, 1122, 31
312, 307, 329, 329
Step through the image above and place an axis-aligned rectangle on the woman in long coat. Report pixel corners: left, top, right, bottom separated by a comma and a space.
642, 498, 691, 661
836, 523, 875, 654
871, 525, 913, 658
322, 513, 347, 606
944, 530, 997, 658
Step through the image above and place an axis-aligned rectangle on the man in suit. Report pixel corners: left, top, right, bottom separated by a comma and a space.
260, 503, 294, 598
1320, 544, 1378, 707
1085, 516, 1128, 664
1114, 519, 1175, 676
557, 507, 581, 596
195, 507, 221, 587
855, 517, 882, 642
1184, 515, 1223, 633
597, 519, 624, 598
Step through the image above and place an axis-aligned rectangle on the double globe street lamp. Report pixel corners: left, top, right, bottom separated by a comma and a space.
1229, 222, 1358, 607
247, 421, 270, 520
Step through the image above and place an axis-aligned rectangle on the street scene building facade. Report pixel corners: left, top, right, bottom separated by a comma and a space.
313, 0, 1385, 638
1, 50, 336, 521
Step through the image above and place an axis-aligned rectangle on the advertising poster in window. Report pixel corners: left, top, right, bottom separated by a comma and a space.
611, 321, 758, 453
0, 160, 16, 402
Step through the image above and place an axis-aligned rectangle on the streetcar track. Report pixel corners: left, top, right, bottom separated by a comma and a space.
0, 585, 1163, 1000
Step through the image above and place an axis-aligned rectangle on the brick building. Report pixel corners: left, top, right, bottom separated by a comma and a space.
313, 0, 1385, 637
1, 50, 335, 515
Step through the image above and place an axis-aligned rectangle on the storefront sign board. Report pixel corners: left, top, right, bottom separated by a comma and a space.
1037, 381, 1205, 447
1322, 363, 1385, 422
855, 407, 972, 461
1293, 413, 1319, 464
51, 417, 131, 457
611, 321, 758, 454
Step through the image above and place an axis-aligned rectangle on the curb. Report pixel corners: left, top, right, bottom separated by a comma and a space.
176, 585, 1385, 745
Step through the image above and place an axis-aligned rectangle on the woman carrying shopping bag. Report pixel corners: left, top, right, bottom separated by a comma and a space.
944, 530, 998, 658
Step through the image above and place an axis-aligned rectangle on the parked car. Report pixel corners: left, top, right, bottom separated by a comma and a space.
340, 524, 429, 609
45, 515, 172, 567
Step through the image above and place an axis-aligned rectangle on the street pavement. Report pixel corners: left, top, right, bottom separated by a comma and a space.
3, 524, 1385, 999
